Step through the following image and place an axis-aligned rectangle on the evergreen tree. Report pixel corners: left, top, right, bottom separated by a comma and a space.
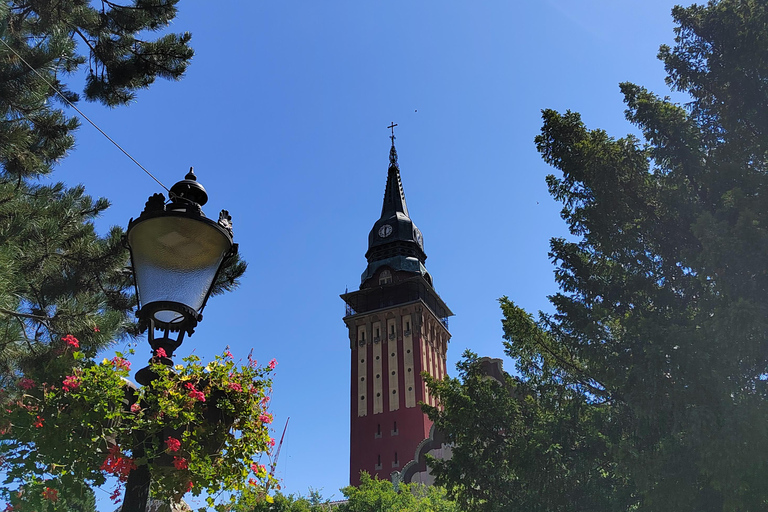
427, 1, 768, 510
0, 0, 244, 385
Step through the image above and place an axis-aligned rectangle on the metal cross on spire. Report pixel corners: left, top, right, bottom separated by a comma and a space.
387, 122, 399, 168
388, 122, 398, 145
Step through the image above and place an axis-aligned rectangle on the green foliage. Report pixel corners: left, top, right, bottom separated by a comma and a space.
339, 472, 457, 512
232, 488, 332, 512
426, 1, 768, 511
0, 339, 276, 510
425, 350, 632, 512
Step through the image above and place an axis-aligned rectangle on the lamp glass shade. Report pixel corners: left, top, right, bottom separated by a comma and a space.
128, 215, 232, 326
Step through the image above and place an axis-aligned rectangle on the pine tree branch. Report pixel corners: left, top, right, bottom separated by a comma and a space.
0, 307, 49, 324
72, 28, 97, 56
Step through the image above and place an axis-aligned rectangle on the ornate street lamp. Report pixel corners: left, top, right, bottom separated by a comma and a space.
125, 168, 237, 384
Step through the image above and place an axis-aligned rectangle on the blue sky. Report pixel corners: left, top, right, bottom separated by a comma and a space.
50, 0, 683, 507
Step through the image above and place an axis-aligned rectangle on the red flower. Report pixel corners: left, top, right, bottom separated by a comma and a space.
33, 416, 43, 428
41, 487, 58, 502
109, 488, 121, 503
100, 445, 137, 482
173, 456, 188, 470
130, 403, 141, 413
228, 382, 243, 392
268, 358, 277, 370
165, 436, 181, 453
93, 326, 100, 333
62, 334, 79, 348
62, 375, 80, 392
186, 481, 193, 493
17, 378, 35, 390
155, 347, 167, 358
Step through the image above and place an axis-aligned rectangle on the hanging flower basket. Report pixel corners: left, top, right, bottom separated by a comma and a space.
0, 338, 277, 510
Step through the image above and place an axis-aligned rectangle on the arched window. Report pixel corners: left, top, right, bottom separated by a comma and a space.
379, 269, 392, 285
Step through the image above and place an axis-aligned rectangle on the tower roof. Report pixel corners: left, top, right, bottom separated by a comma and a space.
362, 135, 430, 288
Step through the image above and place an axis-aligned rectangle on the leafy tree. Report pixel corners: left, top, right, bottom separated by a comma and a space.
339, 472, 457, 512
233, 489, 332, 512
427, 1, 768, 511
425, 352, 632, 512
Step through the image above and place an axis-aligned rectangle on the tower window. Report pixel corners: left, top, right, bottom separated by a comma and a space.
379, 270, 392, 285
390, 325, 395, 335
375, 424, 382, 439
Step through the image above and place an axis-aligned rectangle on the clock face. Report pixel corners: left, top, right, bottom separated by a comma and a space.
378, 224, 393, 238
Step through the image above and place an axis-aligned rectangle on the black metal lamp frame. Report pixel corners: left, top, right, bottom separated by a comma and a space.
124, 169, 237, 381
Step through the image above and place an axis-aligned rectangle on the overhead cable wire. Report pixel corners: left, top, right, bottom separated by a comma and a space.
0, 37, 170, 192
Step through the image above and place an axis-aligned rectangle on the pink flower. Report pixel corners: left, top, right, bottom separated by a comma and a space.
165, 437, 181, 453
62, 334, 79, 348
111, 357, 130, 371
173, 456, 188, 470
186, 481, 193, 492
224, 350, 233, 359
93, 326, 100, 333
228, 382, 243, 392
259, 414, 272, 424
62, 375, 80, 392
155, 347, 167, 358
17, 378, 35, 390
268, 437, 276, 447
130, 403, 141, 413
33, 416, 43, 428
268, 358, 277, 370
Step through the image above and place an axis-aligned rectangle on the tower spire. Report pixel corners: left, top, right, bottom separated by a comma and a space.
382, 122, 408, 218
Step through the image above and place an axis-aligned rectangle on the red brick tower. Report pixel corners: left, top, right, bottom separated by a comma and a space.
341, 134, 452, 486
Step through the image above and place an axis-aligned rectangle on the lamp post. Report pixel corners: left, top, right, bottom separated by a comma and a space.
121, 168, 237, 511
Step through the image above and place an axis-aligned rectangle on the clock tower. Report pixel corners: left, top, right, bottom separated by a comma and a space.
341, 133, 452, 486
